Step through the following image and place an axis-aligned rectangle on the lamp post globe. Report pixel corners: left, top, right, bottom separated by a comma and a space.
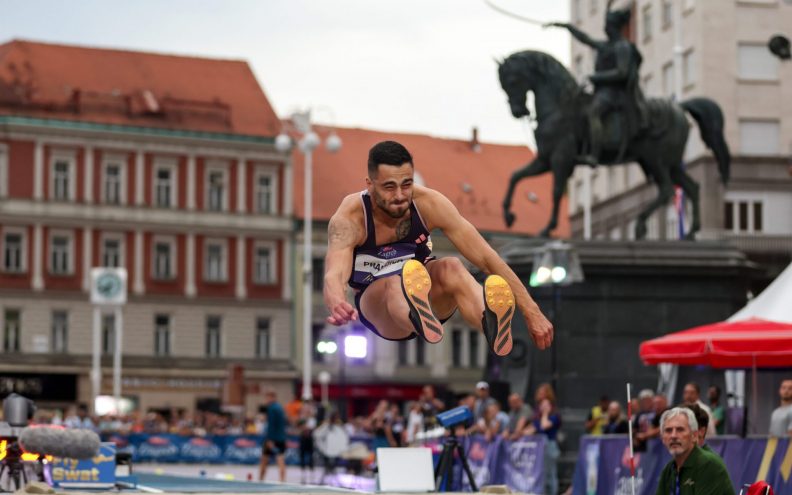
326, 132, 342, 153
275, 133, 292, 153
300, 131, 321, 153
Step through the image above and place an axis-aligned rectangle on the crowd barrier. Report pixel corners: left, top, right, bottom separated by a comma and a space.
104, 433, 547, 493
571, 435, 792, 494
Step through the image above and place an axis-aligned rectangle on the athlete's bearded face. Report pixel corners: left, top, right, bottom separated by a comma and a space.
367, 163, 414, 219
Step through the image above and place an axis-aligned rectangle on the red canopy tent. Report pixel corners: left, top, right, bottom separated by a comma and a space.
639, 318, 792, 368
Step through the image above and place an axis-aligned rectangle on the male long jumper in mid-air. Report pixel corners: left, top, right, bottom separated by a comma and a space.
322, 140, 553, 356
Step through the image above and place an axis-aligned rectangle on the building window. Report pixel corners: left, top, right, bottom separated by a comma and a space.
51, 311, 68, 353
102, 314, 115, 355
415, 338, 425, 366
573, 0, 582, 23
153, 239, 175, 280
683, 49, 696, 87
50, 233, 72, 275
52, 159, 72, 201
3, 230, 25, 273
683, 0, 695, 12
204, 240, 227, 282
451, 329, 463, 367
469, 331, 480, 369
206, 168, 226, 212
255, 172, 276, 214
724, 200, 764, 233
397, 340, 408, 366
642, 5, 652, 42
641, 73, 654, 94
312, 258, 324, 292
0, 144, 7, 198
662, 62, 674, 96
738, 43, 779, 81
3, 309, 20, 353
255, 318, 271, 358
206, 316, 222, 357
739, 120, 780, 155
154, 163, 177, 208
102, 237, 123, 268
103, 162, 123, 205
253, 243, 276, 284
154, 314, 170, 357
662, 0, 672, 28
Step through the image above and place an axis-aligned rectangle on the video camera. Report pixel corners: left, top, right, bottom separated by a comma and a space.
436, 406, 474, 429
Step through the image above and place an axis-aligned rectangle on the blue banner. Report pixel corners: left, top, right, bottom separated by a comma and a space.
493, 436, 546, 494
572, 436, 792, 495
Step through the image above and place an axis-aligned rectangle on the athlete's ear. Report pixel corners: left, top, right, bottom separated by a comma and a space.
365, 176, 372, 187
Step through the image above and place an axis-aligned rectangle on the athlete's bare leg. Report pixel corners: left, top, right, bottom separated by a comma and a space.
358, 276, 415, 340
425, 257, 484, 329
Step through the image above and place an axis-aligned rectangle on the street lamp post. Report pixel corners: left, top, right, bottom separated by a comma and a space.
529, 240, 584, 395
276, 111, 341, 401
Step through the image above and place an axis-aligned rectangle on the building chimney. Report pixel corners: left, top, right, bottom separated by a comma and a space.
470, 127, 481, 153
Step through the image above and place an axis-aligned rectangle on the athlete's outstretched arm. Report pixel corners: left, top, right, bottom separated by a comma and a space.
324, 207, 362, 326
427, 192, 553, 350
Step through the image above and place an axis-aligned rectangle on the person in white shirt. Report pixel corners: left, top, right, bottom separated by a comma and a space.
769, 379, 792, 437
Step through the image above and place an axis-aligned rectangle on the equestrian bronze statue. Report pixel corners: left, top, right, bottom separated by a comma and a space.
499, 5, 730, 240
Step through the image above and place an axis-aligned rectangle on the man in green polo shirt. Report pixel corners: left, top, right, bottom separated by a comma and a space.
655, 407, 735, 495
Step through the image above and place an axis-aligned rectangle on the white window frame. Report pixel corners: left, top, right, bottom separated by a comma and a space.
0, 143, 8, 198
683, 48, 696, 88
102, 154, 127, 205
252, 240, 277, 285
101, 313, 115, 355
253, 165, 278, 214
49, 229, 74, 275
737, 42, 779, 82
51, 310, 68, 353
49, 150, 76, 201
661, 0, 673, 29
152, 158, 178, 209
154, 313, 171, 357
662, 61, 674, 96
100, 232, 125, 268
255, 317, 271, 358
724, 195, 764, 234
206, 315, 222, 358
739, 119, 781, 155
3, 308, 21, 353
151, 235, 177, 280
205, 160, 229, 212
642, 4, 653, 43
203, 238, 228, 282
2, 227, 27, 274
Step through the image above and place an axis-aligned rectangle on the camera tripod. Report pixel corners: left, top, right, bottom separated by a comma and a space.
434, 433, 477, 492
0, 442, 28, 492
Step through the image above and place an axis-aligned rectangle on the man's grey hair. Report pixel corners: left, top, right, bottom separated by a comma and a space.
659, 407, 699, 432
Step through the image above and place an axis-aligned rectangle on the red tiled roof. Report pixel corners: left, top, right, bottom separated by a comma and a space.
0, 39, 280, 136
292, 126, 570, 237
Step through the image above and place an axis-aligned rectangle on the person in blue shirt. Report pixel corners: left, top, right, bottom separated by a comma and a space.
259, 390, 287, 482
524, 397, 561, 495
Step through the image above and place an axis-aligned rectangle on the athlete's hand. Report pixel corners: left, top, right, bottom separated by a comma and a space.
326, 300, 358, 326
526, 311, 554, 350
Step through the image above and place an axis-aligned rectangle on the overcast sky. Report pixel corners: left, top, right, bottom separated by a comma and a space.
4, 0, 573, 145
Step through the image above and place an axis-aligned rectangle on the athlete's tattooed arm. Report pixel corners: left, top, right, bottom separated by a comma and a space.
324, 200, 363, 326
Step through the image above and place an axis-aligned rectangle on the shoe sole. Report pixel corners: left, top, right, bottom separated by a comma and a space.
401, 259, 444, 343
484, 275, 515, 356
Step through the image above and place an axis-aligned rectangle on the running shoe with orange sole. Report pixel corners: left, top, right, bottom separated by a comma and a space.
482, 275, 515, 356
401, 259, 444, 344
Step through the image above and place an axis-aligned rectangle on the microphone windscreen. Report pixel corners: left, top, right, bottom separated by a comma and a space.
19, 426, 101, 459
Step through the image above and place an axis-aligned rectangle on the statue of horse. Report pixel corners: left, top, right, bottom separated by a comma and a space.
498, 50, 730, 239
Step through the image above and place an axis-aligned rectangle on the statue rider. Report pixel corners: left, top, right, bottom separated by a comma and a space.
546, 1, 647, 165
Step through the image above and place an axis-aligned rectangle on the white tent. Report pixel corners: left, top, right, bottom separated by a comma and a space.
729, 262, 792, 323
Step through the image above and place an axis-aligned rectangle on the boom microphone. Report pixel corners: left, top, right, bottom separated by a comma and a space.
19, 426, 101, 459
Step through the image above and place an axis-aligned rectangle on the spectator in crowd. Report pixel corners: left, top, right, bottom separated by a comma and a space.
387, 403, 405, 447
474, 382, 496, 422
655, 407, 734, 495
524, 398, 561, 495
646, 394, 669, 441
404, 401, 424, 445
708, 386, 725, 435
602, 401, 629, 434
370, 400, 397, 449
64, 404, 96, 431
682, 382, 716, 437
314, 412, 349, 478
474, 401, 509, 441
683, 402, 727, 473
419, 385, 445, 430
585, 395, 610, 436
769, 379, 792, 437
632, 389, 655, 452
534, 382, 556, 406
503, 393, 533, 440
259, 389, 287, 482
297, 418, 315, 483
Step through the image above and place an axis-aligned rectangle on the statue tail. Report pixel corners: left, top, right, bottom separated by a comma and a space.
680, 97, 731, 184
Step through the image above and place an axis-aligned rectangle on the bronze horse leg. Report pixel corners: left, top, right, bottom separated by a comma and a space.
539, 146, 576, 237
634, 157, 675, 240
502, 156, 550, 228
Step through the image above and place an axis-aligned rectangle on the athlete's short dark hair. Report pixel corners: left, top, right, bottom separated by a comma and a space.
368, 141, 413, 177
684, 403, 709, 430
